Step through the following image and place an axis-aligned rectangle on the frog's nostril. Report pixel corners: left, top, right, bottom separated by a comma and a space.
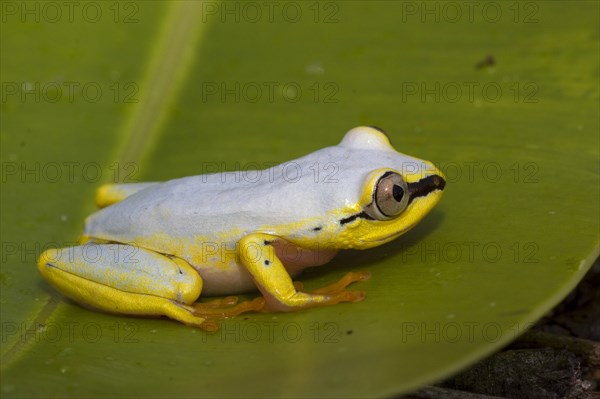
433, 175, 446, 191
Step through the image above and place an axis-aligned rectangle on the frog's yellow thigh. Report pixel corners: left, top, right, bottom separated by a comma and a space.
238, 234, 366, 312
95, 183, 158, 208
37, 244, 207, 328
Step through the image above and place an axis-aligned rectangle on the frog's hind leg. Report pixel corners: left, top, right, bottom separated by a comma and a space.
95, 182, 159, 208
37, 244, 211, 330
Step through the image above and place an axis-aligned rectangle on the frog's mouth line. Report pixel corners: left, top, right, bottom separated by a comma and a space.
339, 211, 374, 225
370, 229, 409, 244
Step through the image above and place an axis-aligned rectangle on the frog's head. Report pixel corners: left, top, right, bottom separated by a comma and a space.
333, 126, 446, 249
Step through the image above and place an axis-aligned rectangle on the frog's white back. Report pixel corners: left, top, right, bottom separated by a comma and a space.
85, 128, 435, 245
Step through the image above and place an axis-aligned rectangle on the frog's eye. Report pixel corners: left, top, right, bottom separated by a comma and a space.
369, 171, 409, 220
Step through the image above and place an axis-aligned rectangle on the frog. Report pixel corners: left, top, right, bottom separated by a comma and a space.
37, 126, 446, 330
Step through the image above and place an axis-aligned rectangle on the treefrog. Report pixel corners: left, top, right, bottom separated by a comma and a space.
38, 126, 446, 330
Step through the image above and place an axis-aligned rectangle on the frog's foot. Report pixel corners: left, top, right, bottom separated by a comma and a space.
308, 271, 371, 295
277, 272, 371, 309
259, 286, 367, 313
195, 296, 240, 309
191, 297, 265, 318
239, 233, 372, 312
281, 271, 371, 309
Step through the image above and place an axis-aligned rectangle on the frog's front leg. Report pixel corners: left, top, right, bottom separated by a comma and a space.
239, 234, 370, 312
37, 244, 212, 329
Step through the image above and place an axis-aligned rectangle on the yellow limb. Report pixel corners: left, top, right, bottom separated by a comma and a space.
238, 234, 369, 312
38, 247, 212, 330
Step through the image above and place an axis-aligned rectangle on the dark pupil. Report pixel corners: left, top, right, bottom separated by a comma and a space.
392, 185, 404, 202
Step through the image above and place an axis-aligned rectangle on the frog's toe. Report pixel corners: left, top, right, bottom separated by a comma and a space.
191, 297, 265, 318
195, 296, 239, 309
161, 302, 212, 330
309, 271, 371, 295
339, 289, 366, 303
318, 289, 366, 306
260, 288, 366, 313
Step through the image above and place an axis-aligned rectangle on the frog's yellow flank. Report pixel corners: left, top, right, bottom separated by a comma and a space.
38, 126, 446, 330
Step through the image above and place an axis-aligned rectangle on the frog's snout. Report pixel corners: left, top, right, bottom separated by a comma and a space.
407, 174, 446, 201
431, 174, 446, 191
423, 162, 446, 192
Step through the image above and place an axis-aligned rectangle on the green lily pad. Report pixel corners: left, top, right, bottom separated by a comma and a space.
1, 1, 598, 397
